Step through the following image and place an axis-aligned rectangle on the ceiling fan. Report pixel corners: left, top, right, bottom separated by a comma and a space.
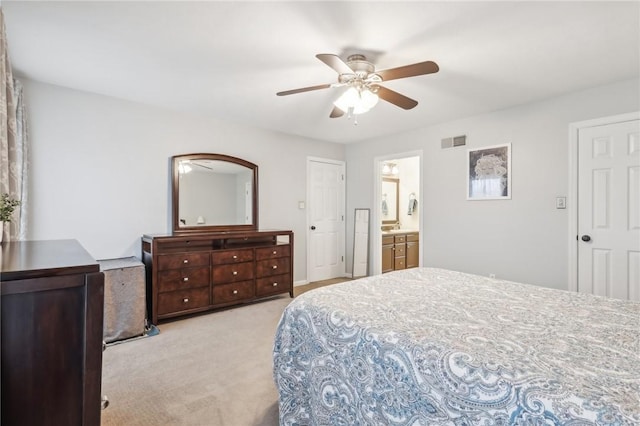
277, 54, 439, 119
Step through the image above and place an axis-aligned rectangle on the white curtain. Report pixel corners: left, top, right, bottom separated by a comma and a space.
0, 8, 29, 241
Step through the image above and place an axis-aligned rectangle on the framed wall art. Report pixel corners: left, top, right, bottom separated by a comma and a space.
467, 143, 511, 200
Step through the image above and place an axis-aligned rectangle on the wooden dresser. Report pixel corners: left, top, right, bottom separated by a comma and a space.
382, 231, 419, 273
142, 229, 293, 324
1, 239, 104, 426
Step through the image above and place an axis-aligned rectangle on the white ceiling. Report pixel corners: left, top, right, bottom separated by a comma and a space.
3, 1, 639, 144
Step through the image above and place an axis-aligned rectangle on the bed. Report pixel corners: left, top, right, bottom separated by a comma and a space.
273, 268, 640, 425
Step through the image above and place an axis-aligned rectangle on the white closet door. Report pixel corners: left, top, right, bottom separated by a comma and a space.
578, 119, 640, 300
308, 159, 345, 282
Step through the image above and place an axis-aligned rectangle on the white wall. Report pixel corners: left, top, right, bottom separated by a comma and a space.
21, 77, 640, 289
346, 79, 639, 290
21, 79, 344, 282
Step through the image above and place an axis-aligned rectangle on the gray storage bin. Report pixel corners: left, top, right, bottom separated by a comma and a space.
99, 257, 146, 343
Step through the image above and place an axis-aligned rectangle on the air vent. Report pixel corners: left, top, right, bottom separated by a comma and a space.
441, 135, 467, 149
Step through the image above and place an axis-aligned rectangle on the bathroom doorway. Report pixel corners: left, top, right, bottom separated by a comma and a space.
372, 151, 423, 275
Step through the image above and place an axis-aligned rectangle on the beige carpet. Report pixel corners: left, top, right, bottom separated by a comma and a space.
101, 279, 350, 425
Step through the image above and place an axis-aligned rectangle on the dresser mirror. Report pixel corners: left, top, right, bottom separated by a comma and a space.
172, 153, 258, 233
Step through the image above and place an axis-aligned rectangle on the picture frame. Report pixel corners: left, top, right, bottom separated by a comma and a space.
467, 143, 511, 200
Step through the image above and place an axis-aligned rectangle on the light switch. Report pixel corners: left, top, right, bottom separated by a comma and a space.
298, 201, 305, 209
556, 197, 566, 209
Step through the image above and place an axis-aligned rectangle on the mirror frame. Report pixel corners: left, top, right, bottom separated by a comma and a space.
381, 177, 399, 225
171, 153, 258, 234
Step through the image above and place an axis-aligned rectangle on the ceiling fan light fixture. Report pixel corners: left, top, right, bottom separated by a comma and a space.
333, 87, 379, 115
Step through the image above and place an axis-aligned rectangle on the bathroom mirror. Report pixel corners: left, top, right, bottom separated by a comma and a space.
381, 178, 399, 224
352, 208, 370, 278
172, 153, 258, 233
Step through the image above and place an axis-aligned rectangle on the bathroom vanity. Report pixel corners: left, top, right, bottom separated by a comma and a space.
382, 231, 419, 273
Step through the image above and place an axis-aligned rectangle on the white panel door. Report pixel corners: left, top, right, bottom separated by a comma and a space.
308, 159, 345, 282
578, 119, 640, 300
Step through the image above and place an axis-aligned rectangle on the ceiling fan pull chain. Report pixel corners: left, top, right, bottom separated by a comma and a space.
345, 106, 358, 125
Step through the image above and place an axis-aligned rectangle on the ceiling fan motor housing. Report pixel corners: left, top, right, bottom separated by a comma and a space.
346, 54, 375, 77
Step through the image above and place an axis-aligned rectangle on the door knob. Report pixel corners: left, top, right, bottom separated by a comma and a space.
581, 235, 591, 242
310, 226, 316, 230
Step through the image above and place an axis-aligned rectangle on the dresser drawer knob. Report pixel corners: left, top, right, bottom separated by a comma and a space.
272, 250, 277, 255
101, 395, 109, 410
183, 259, 189, 264
272, 282, 278, 287
233, 255, 238, 259
233, 290, 238, 295
183, 277, 189, 282
232, 271, 238, 275
272, 265, 278, 269
183, 298, 189, 303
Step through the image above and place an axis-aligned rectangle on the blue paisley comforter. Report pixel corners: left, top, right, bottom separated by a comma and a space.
273, 268, 640, 425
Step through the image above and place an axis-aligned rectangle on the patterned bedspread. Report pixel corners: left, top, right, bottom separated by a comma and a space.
273, 268, 640, 425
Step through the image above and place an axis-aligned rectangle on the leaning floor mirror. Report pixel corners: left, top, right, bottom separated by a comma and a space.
352, 208, 370, 278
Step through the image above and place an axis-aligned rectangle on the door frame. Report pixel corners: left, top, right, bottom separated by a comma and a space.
568, 111, 640, 292
306, 156, 346, 283
372, 150, 424, 275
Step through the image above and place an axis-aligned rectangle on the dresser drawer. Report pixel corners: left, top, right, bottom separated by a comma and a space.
406, 233, 419, 242
382, 235, 395, 245
256, 257, 290, 277
394, 235, 406, 243
212, 262, 254, 283
211, 248, 254, 265
394, 243, 406, 256
157, 252, 209, 271
255, 245, 290, 260
157, 266, 209, 293
157, 287, 210, 315
394, 257, 406, 270
212, 280, 254, 304
256, 274, 290, 297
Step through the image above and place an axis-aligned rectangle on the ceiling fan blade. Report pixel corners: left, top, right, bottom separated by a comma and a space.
329, 107, 344, 118
374, 85, 418, 110
316, 54, 354, 75
276, 84, 332, 96
375, 61, 439, 82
